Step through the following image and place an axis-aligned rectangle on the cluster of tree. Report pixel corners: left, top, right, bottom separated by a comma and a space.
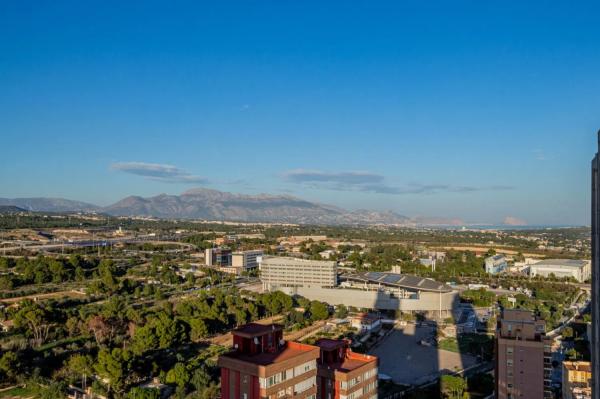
0, 255, 99, 290
284, 297, 331, 329
460, 288, 495, 307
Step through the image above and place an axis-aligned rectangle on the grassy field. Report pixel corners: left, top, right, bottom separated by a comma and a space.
438, 333, 493, 359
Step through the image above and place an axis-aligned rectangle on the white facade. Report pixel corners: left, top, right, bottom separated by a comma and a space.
259, 256, 337, 290
529, 259, 591, 282
232, 249, 264, 271
485, 255, 508, 275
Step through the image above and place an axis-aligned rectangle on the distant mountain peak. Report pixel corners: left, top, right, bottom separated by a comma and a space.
0, 188, 416, 225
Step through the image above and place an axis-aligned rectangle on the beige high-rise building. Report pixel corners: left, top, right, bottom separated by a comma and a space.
495, 309, 552, 399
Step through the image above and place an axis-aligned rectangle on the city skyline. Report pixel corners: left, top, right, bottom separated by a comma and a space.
1, 2, 599, 226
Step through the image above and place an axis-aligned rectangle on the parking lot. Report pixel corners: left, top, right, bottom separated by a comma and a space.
369, 324, 479, 386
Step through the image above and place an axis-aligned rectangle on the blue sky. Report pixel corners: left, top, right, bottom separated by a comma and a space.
0, 1, 598, 225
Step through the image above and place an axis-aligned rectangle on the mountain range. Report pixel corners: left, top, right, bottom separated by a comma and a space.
0, 188, 416, 225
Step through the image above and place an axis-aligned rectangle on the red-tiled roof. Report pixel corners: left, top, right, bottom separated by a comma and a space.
222, 341, 319, 366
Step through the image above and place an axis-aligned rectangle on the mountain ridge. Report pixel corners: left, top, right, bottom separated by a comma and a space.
0, 188, 411, 225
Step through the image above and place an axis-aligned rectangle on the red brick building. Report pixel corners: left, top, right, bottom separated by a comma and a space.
218, 323, 320, 399
315, 339, 378, 399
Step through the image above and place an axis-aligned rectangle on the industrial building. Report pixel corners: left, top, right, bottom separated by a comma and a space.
259, 256, 337, 291
485, 255, 508, 275
528, 259, 591, 282
495, 309, 552, 399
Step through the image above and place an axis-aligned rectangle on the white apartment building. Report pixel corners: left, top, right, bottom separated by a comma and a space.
259, 256, 337, 291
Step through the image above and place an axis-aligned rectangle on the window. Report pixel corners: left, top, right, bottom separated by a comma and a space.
507, 347, 513, 355
294, 377, 316, 394
507, 359, 513, 366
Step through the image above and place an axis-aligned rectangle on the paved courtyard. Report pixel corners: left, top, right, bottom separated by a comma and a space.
369, 324, 478, 385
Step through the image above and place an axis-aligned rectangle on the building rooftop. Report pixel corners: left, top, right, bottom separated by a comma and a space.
564, 361, 592, 372
260, 256, 337, 267
232, 323, 283, 338
315, 339, 377, 373
221, 341, 319, 366
532, 259, 589, 268
315, 338, 347, 351
344, 272, 452, 293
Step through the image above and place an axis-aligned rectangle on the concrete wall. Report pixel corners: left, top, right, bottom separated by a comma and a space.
276, 286, 458, 314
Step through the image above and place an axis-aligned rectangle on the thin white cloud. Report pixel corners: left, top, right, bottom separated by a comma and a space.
110, 162, 208, 184
282, 169, 514, 195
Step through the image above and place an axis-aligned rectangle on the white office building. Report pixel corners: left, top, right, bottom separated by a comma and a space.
259, 256, 337, 290
231, 250, 264, 272
529, 259, 591, 282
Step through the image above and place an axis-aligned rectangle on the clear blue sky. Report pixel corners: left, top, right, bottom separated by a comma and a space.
1, 1, 598, 225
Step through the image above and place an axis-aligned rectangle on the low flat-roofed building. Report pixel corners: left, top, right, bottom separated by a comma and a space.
562, 361, 592, 399
315, 339, 378, 399
529, 259, 591, 282
349, 313, 382, 334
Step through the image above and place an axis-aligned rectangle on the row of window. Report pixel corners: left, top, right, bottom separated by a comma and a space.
340, 381, 378, 399
340, 368, 378, 390
295, 377, 316, 394
259, 361, 317, 388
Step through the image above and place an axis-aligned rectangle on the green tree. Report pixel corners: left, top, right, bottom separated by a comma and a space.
309, 301, 329, 321
66, 354, 93, 389
441, 375, 467, 399
166, 363, 190, 388
335, 304, 348, 319
95, 348, 132, 393
127, 387, 160, 399
0, 351, 18, 381
13, 300, 51, 347
190, 318, 209, 341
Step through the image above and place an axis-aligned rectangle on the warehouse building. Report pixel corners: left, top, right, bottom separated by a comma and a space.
529, 259, 591, 282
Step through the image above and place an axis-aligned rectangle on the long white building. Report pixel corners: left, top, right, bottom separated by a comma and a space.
529, 259, 591, 282
259, 256, 337, 290
259, 256, 458, 318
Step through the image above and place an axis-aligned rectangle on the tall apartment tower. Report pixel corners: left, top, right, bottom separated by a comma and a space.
218, 323, 320, 399
495, 309, 552, 399
592, 130, 600, 399
315, 339, 378, 399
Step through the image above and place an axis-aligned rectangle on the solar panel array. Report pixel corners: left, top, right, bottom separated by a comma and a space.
346, 272, 451, 292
